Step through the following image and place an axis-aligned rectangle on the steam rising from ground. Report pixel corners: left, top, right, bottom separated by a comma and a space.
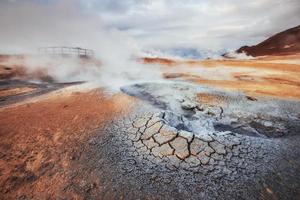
3, 54, 162, 91
224, 51, 254, 60
0, 1, 162, 91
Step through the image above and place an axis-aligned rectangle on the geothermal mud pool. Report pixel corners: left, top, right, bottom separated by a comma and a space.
79, 82, 300, 199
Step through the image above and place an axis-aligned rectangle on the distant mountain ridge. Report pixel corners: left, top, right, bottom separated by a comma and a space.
237, 25, 300, 56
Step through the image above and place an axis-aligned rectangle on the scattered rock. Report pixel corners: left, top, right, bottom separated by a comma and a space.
181, 100, 197, 110
246, 96, 257, 101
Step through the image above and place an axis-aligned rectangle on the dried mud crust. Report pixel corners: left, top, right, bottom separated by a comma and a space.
125, 111, 242, 170
82, 107, 300, 200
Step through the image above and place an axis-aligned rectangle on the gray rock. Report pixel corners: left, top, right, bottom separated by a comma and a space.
181, 100, 197, 110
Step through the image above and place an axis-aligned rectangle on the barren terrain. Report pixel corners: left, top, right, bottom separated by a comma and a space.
0, 54, 300, 199
0, 85, 135, 199
145, 54, 300, 99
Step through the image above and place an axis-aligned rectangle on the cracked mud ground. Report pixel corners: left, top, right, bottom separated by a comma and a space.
0, 82, 300, 200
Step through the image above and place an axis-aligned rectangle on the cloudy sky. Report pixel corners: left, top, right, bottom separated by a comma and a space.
1, 0, 299, 57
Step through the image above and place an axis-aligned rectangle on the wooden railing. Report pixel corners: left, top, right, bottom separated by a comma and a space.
38, 47, 94, 58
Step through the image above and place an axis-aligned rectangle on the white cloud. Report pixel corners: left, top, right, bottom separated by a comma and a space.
1, 0, 299, 56
83, 0, 300, 52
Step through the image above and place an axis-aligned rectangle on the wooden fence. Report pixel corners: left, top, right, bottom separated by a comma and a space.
39, 47, 94, 58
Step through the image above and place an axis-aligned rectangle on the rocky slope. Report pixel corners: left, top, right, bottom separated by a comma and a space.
237, 25, 300, 56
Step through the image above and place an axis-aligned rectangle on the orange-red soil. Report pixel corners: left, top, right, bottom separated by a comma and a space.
154, 55, 300, 100
197, 93, 228, 107
0, 89, 135, 199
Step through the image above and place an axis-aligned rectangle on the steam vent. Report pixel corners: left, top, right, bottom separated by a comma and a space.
125, 111, 241, 170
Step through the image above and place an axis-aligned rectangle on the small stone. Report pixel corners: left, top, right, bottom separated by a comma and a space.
246, 96, 257, 101
170, 137, 189, 160
154, 125, 177, 145
190, 138, 208, 155
141, 122, 162, 140
178, 130, 194, 143
185, 155, 201, 167
181, 100, 197, 110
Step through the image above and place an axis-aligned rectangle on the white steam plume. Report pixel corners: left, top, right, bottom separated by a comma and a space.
0, 1, 162, 91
